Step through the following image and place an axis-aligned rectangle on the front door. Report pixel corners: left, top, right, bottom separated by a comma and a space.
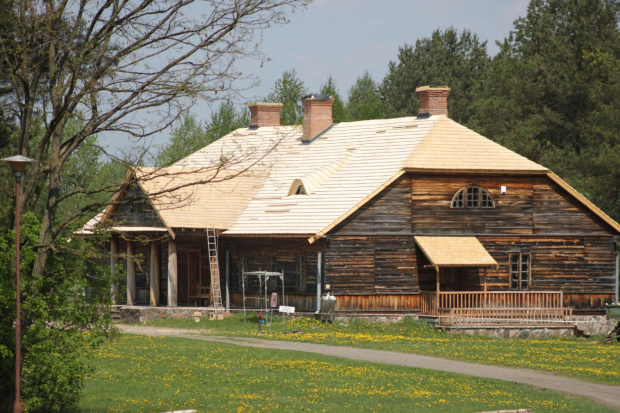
188, 250, 201, 305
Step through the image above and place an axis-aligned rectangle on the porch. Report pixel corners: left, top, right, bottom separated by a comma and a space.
420, 291, 573, 326
414, 236, 573, 327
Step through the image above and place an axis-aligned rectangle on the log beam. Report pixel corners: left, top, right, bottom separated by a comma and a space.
168, 239, 178, 307
126, 241, 136, 306
110, 235, 119, 304
150, 241, 160, 306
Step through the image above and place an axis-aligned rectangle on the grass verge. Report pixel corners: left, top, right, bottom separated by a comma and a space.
75, 334, 616, 413
142, 313, 620, 386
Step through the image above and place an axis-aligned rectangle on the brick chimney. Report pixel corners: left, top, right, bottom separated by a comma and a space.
301, 94, 334, 142
415, 86, 451, 117
247, 102, 283, 127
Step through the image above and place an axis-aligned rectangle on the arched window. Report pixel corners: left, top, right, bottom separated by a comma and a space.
288, 179, 308, 196
451, 185, 495, 208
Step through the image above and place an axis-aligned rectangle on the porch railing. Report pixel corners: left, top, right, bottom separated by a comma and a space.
438, 307, 573, 327
420, 291, 565, 316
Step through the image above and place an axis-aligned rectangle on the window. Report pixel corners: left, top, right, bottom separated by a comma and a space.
451, 185, 495, 208
509, 253, 530, 290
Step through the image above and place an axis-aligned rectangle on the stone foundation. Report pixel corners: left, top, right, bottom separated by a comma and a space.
444, 326, 575, 338
118, 306, 223, 323
572, 315, 617, 335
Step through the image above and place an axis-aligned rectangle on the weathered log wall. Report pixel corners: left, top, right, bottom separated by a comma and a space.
322, 173, 616, 311
411, 174, 615, 236
219, 237, 324, 308
113, 185, 163, 228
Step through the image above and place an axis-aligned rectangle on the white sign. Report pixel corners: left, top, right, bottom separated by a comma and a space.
279, 305, 295, 314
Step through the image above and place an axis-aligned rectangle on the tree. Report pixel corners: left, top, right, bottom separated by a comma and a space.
347, 71, 383, 121
471, 0, 620, 220
266, 69, 307, 125
380, 27, 489, 124
319, 75, 348, 122
156, 102, 249, 166
0, 0, 304, 410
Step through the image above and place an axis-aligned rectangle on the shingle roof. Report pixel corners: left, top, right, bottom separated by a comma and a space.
135, 166, 267, 230
414, 236, 498, 267
101, 114, 618, 237
405, 117, 548, 173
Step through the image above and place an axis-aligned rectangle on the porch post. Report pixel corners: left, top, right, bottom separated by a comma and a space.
483, 268, 488, 308
316, 252, 323, 313
110, 235, 119, 304
167, 238, 178, 307
225, 249, 230, 313
150, 241, 160, 306
435, 266, 440, 314
126, 241, 136, 306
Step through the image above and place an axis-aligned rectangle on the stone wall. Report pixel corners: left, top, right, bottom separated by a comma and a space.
444, 326, 575, 338
119, 306, 220, 323
573, 315, 617, 335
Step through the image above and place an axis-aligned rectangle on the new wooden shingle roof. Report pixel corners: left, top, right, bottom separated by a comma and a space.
102, 114, 619, 236
414, 236, 498, 268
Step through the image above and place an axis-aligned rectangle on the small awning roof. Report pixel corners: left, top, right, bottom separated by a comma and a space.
414, 236, 498, 268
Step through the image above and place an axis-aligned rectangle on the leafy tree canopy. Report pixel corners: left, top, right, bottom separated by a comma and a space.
0, 0, 305, 410
347, 71, 383, 121
155, 102, 249, 167
319, 75, 348, 123
266, 69, 308, 125
380, 27, 489, 124
471, 0, 620, 220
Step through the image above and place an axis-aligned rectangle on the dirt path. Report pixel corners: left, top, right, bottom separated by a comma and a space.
118, 324, 620, 410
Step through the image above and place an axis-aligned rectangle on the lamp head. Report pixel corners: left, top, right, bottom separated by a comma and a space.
2, 155, 34, 181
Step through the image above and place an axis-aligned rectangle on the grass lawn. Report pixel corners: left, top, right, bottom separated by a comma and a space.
75, 334, 616, 413
143, 313, 620, 386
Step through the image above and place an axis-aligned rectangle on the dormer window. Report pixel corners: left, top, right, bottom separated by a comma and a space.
288, 179, 308, 196
451, 185, 495, 208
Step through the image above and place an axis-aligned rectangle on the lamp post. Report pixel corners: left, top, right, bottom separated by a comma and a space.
2, 155, 34, 413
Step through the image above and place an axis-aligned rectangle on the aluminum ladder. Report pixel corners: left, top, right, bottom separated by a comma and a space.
207, 228, 223, 319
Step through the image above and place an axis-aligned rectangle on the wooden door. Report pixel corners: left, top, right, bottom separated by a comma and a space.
188, 250, 201, 305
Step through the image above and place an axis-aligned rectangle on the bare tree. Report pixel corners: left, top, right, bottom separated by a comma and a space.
0, 0, 306, 278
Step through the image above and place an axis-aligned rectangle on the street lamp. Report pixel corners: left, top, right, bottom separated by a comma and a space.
2, 155, 34, 413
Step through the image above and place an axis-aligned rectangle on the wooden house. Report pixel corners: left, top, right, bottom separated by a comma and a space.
82, 86, 620, 323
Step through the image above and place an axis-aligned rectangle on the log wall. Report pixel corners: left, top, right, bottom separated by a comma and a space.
411, 174, 615, 236
322, 173, 617, 311
113, 185, 163, 228
219, 237, 324, 309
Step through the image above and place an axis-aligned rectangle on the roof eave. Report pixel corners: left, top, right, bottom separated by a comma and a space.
546, 172, 620, 234
404, 167, 549, 175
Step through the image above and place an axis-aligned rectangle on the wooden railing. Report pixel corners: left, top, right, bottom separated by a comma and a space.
438, 307, 573, 327
420, 292, 437, 315
420, 291, 565, 316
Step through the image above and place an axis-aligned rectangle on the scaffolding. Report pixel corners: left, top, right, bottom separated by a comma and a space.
242, 270, 284, 321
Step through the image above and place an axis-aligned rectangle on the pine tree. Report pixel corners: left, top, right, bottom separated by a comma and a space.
319, 75, 348, 122
347, 71, 383, 121
266, 69, 308, 125
380, 27, 489, 124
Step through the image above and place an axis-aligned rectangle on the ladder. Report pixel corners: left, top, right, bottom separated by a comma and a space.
207, 228, 223, 318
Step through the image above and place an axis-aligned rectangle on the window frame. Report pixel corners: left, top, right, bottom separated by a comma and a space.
451, 185, 495, 209
509, 252, 531, 291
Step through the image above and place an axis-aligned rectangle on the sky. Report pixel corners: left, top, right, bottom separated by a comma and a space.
105, 0, 530, 157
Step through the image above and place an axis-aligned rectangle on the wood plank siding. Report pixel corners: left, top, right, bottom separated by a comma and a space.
411, 174, 615, 236
319, 173, 616, 311
112, 172, 616, 312
220, 238, 324, 311
113, 184, 164, 228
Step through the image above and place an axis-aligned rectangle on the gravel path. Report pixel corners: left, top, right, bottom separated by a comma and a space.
118, 324, 620, 410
